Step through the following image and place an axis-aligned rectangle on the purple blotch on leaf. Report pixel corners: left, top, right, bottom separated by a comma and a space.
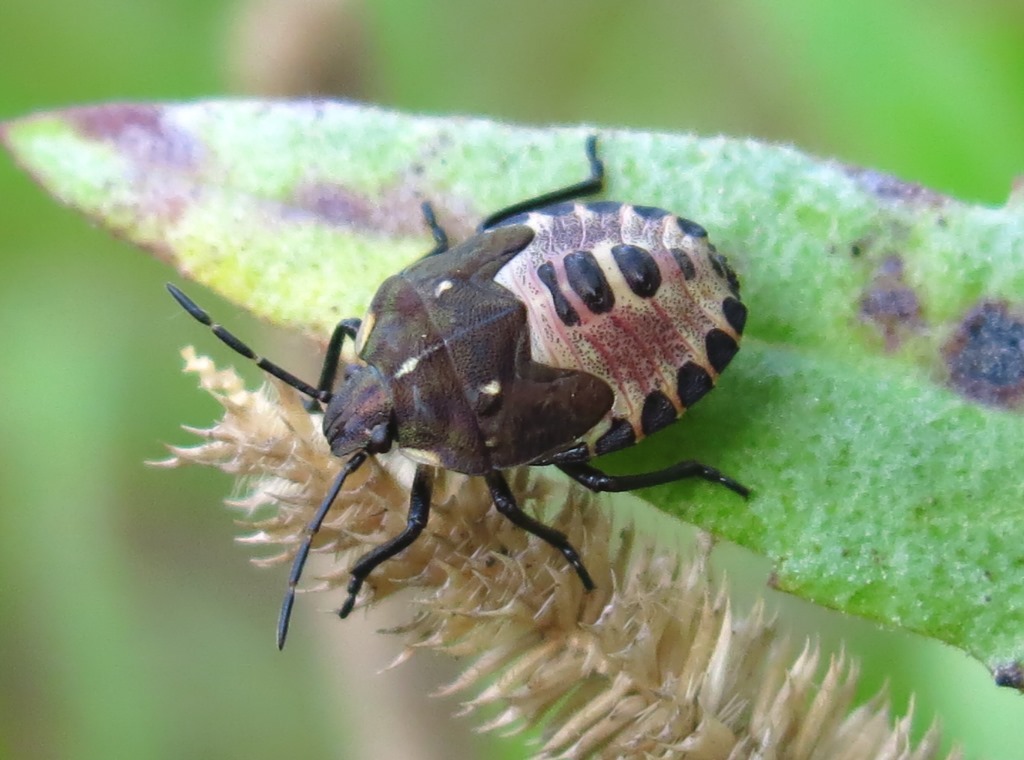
68, 104, 203, 169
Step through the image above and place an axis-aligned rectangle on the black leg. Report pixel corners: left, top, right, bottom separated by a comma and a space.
558, 460, 750, 499
484, 471, 595, 590
337, 464, 434, 619
420, 201, 450, 258
277, 451, 369, 649
477, 135, 605, 231
304, 317, 361, 412
167, 283, 330, 405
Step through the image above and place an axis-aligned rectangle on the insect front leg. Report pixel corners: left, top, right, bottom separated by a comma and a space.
484, 471, 595, 590
557, 460, 750, 498
305, 317, 361, 412
337, 464, 434, 618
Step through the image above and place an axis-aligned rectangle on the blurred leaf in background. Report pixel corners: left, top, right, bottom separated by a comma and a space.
1, 1, 1022, 759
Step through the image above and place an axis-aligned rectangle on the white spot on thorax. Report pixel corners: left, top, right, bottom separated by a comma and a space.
479, 379, 501, 396
434, 280, 453, 298
394, 355, 420, 378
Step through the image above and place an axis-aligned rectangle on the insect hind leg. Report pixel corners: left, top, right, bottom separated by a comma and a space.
557, 461, 750, 499
166, 283, 329, 404
477, 135, 605, 231
484, 471, 595, 590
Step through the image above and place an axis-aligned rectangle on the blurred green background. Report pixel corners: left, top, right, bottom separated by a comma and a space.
2, 1, 1023, 758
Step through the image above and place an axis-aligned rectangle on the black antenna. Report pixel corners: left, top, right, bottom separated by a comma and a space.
277, 450, 369, 649
166, 283, 331, 405
167, 282, 370, 648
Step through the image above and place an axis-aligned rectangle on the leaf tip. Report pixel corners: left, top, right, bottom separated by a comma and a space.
3, 102, 205, 172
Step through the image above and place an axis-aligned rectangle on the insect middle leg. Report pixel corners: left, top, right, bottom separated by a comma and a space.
477, 134, 605, 231
337, 464, 434, 618
484, 471, 595, 590
557, 461, 750, 499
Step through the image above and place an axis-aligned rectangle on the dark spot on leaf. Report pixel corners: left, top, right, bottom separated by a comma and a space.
289, 179, 455, 238
993, 661, 1024, 690
859, 255, 923, 351
68, 104, 202, 169
844, 165, 949, 206
292, 181, 375, 226
943, 301, 1024, 408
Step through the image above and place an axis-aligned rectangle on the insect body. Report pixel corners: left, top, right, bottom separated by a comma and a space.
167, 136, 748, 649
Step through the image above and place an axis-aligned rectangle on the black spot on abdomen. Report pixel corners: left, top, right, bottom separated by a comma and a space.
723, 297, 747, 334
594, 417, 636, 455
677, 362, 713, 408
537, 262, 580, 327
585, 200, 622, 215
611, 244, 661, 298
632, 205, 668, 221
542, 201, 576, 217
706, 329, 739, 374
641, 390, 677, 436
675, 216, 708, 238
565, 250, 615, 314
670, 248, 696, 280
710, 249, 741, 296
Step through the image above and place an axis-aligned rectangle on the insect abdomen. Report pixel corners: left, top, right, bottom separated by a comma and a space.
492, 202, 746, 456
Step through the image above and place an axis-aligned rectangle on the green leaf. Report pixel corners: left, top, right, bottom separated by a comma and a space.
4, 101, 1023, 687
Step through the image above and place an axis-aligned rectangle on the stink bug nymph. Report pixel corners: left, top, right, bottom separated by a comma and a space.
168, 136, 749, 649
